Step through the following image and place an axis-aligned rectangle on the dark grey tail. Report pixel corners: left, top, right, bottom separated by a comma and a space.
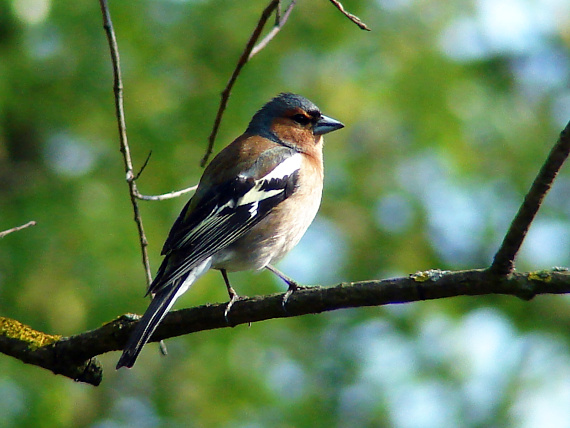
117, 256, 213, 369
116, 283, 182, 369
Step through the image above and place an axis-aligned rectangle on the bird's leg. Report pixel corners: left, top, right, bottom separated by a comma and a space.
265, 264, 306, 310
221, 269, 239, 323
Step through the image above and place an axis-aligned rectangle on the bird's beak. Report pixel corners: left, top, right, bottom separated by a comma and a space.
313, 115, 344, 135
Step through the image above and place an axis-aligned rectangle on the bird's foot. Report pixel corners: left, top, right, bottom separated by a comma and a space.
224, 292, 248, 325
282, 282, 311, 313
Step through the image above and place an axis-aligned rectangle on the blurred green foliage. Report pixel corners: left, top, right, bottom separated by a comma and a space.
1, 0, 570, 427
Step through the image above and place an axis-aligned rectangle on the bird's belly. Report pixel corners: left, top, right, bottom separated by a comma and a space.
211, 190, 321, 272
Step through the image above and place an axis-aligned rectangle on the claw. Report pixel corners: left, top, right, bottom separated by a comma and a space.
224, 293, 240, 324
281, 284, 314, 314
264, 264, 305, 314
221, 269, 240, 324
281, 284, 297, 312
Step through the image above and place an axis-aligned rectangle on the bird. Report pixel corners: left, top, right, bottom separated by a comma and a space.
116, 93, 344, 369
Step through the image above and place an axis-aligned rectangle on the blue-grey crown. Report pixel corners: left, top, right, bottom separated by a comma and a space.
246, 93, 320, 134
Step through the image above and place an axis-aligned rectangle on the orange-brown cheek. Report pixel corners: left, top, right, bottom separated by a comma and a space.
271, 118, 314, 146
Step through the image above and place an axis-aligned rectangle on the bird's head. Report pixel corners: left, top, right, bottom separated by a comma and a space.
247, 93, 344, 153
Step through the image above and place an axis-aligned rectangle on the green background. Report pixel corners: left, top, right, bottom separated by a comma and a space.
1, 0, 570, 426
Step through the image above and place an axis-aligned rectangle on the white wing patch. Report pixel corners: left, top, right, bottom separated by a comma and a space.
248, 200, 259, 217
237, 153, 302, 207
168, 152, 301, 257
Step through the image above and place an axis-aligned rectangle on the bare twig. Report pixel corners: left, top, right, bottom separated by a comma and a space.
249, 1, 296, 59
201, 0, 281, 167
98, 0, 152, 285
128, 150, 198, 201
135, 185, 198, 201
489, 120, 570, 275
2, 268, 570, 385
133, 150, 153, 181
275, 0, 282, 24
328, 0, 371, 31
125, 151, 198, 201
0, 221, 36, 239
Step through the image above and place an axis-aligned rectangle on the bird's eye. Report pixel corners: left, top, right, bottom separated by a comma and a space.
292, 114, 311, 125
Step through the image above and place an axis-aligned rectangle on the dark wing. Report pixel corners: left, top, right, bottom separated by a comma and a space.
148, 147, 301, 296
160, 175, 254, 256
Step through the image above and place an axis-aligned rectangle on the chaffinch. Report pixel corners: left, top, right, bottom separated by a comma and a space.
117, 93, 344, 369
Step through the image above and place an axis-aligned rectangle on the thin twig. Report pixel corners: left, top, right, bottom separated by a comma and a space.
133, 150, 153, 181
489, 120, 570, 275
0, 221, 36, 239
98, 0, 152, 286
135, 185, 198, 201
200, 0, 281, 167
275, 0, 282, 25
249, 1, 296, 59
128, 151, 197, 201
328, 0, 371, 31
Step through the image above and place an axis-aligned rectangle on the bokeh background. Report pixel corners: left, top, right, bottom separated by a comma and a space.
2, 0, 570, 427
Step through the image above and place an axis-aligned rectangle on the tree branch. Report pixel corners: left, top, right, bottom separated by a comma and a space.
135, 185, 198, 201
0, 221, 36, 239
1, 268, 569, 386
200, 0, 370, 166
201, 0, 285, 167
328, 0, 371, 31
249, 0, 296, 59
0, 317, 102, 385
99, 0, 152, 285
490, 120, 570, 275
